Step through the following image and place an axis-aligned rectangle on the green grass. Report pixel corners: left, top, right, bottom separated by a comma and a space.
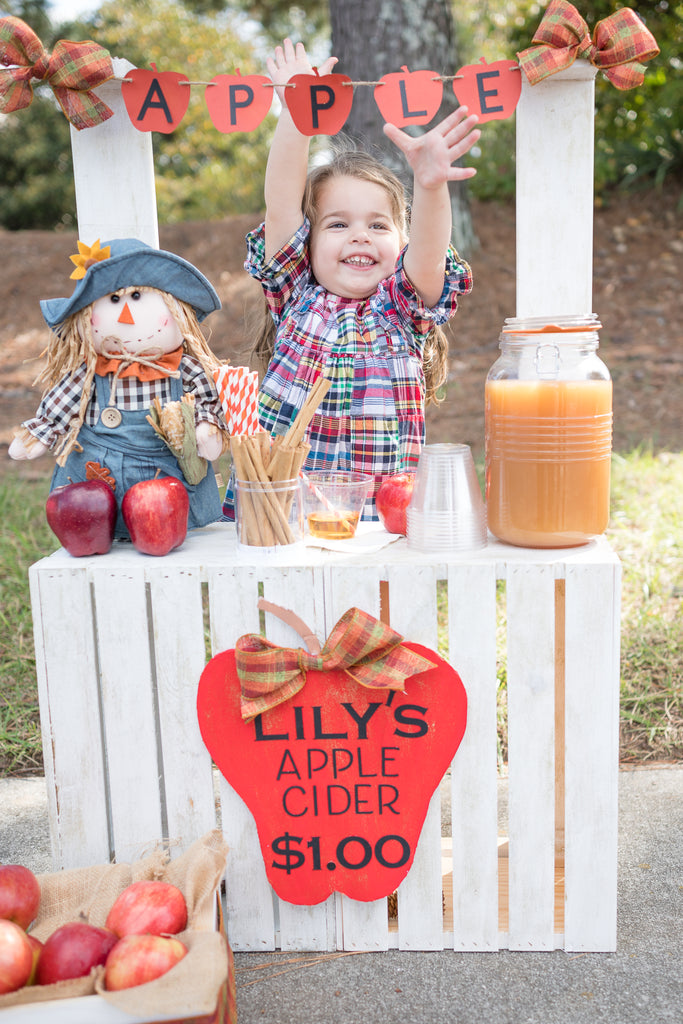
0, 450, 681, 775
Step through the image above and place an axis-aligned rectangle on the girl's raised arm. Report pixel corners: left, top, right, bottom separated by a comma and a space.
264, 40, 338, 260
384, 107, 480, 308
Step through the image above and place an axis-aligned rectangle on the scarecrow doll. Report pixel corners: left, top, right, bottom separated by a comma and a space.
9, 237, 228, 537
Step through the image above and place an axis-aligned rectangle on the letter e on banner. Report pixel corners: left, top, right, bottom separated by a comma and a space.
453, 58, 521, 123
122, 64, 191, 133
205, 70, 273, 133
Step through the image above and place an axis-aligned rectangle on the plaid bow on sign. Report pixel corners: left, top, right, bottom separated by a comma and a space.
518, 0, 659, 90
0, 15, 114, 129
236, 606, 436, 722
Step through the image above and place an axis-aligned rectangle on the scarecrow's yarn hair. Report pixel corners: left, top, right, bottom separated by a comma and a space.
37, 287, 224, 464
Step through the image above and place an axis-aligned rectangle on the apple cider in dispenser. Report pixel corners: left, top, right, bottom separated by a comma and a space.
485, 315, 612, 548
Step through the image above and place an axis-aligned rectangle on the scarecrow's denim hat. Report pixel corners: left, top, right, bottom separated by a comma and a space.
40, 237, 221, 329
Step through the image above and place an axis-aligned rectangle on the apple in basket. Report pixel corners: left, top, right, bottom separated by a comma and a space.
376, 472, 416, 535
121, 474, 189, 556
36, 921, 118, 985
0, 920, 35, 994
45, 479, 117, 557
0, 864, 41, 930
104, 934, 188, 991
105, 880, 188, 938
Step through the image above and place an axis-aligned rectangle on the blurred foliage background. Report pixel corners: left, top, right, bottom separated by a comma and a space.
0, 0, 680, 229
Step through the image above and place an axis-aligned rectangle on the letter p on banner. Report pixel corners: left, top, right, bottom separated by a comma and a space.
286, 71, 354, 136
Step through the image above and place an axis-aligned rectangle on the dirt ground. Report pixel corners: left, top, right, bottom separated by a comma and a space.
0, 186, 681, 460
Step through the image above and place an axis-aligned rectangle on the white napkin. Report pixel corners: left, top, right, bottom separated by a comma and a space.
304, 521, 403, 554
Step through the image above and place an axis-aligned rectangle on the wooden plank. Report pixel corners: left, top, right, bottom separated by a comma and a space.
91, 567, 163, 864
563, 561, 620, 951
447, 563, 500, 950
70, 58, 159, 247
385, 564, 444, 950
260, 567, 336, 951
506, 563, 556, 949
208, 564, 275, 951
323, 566, 388, 951
515, 63, 597, 317
28, 565, 110, 869
147, 565, 216, 856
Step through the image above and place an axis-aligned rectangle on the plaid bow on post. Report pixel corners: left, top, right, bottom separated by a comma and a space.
236, 607, 436, 722
0, 15, 114, 129
517, 0, 659, 90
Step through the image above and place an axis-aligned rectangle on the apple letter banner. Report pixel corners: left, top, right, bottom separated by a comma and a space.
197, 628, 467, 905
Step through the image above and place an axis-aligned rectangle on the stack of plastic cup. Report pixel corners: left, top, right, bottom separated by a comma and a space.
406, 443, 487, 552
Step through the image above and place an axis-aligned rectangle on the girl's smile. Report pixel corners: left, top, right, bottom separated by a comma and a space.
309, 176, 402, 299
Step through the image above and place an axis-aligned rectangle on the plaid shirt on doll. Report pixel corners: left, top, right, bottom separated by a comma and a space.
239, 219, 472, 520
22, 354, 223, 450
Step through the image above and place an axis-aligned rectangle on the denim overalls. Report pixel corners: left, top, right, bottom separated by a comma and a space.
51, 370, 221, 539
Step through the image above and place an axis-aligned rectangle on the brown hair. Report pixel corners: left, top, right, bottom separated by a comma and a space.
251, 148, 449, 404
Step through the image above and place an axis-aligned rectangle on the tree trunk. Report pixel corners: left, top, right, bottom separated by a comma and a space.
329, 0, 477, 256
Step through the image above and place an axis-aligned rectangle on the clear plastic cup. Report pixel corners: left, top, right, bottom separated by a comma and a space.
407, 444, 487, 552
301, 472, 372, 540
235, 477, 303, 552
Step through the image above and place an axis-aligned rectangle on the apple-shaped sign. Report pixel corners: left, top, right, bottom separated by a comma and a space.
376, 472, 416, 536
46, 479, 117, 557
205, 69, 273, 133
374, 66, 443, 128
122, 63, 191, 133
197, 639, 466, 904
452, 58, 522, 124
121, 475, 189, 556
286, 69, 354, 136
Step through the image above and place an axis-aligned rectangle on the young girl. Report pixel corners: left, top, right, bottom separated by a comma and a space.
226, 38, 480, 520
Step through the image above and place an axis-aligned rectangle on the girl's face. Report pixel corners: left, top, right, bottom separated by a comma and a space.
309, 175, 402, 299
90, 288, 183, 356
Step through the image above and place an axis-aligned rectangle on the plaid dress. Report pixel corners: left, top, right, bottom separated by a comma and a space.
223, 220, 472, 521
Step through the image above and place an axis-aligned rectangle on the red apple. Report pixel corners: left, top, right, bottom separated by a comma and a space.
25, 934, 43, 986
105, 880, 188, 938
46, 479, 117, 557
121, 475, 189, 556
0, 919, 34, 994
104, 934, 187, 991
36, 921, 118, 985
205, 69, 273, 133
376, 472, 416, 535
0, 864, 41, 930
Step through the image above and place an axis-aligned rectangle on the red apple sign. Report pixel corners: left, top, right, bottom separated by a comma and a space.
197, 641, 466, 905
453, 58, 521, 124
205, 69, 273, 133
122, 64, 191, 133
286, 70, 354, 136
374, 66, 443, 128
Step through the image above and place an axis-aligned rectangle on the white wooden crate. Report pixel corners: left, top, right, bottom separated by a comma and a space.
29, 525, 620, 953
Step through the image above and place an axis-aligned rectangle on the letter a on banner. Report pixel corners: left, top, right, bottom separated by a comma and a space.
121, 64, 191, 133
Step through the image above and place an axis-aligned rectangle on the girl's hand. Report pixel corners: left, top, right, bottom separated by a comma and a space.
267, 38, 338, 106
384, 106, 481, 190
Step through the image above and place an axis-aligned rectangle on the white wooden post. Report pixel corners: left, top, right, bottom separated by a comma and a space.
515, 63, 598, 317
69, 58, 159, 247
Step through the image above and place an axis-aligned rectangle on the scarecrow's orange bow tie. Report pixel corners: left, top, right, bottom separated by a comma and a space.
517, 0, 659, 91
235, 605, 436, 722
0, 15, 114, 129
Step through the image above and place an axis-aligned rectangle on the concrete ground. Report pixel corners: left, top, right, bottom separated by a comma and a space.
1, 765, 681, 1024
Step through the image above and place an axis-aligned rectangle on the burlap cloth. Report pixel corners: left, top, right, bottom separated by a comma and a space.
0, 829, 231, 1018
